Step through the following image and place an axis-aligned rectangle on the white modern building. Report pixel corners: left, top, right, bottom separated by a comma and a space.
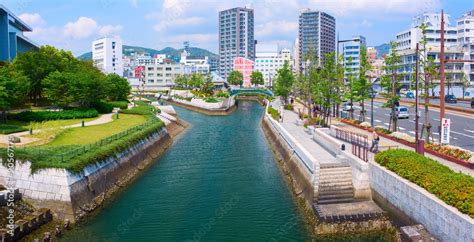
339, 35, 366, 77
457, 10, 474, 82
92, 37, 123, 76
180, 50, 210, 74
396, 12, 458, 51
254, 45, 291, 86
142, 63, 184, 88
136, 54, 167, 66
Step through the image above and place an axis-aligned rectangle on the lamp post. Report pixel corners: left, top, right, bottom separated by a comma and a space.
369, 89, 376, 128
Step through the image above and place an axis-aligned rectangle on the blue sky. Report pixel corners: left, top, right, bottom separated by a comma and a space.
1, 0, 473, 56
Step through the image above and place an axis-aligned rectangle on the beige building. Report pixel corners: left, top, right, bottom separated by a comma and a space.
143, 63, 184, 88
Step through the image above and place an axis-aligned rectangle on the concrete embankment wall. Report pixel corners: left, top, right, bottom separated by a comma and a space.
0, 128, 174, 222
169, 97, 236, 116
369, 161, 474, 242
261, 115, 316, 205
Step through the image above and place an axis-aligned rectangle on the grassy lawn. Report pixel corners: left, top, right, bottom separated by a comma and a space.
45, 114, 146, 146
0, 117, 100, 134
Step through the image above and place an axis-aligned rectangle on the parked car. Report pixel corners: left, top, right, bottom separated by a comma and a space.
342, 102, 352, 111
392, 106, 409, 119
471, 97, 474, 108
406, 92, 415, 98
444, 95, 457, 104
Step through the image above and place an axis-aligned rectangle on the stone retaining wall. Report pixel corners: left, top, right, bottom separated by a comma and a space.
169, 98, 236, 116
261, 116, 316, 205
369, 161, 474, 242
0, 129, 173, 222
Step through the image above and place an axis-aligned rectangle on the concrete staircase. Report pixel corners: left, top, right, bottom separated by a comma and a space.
317, 163, 354, 204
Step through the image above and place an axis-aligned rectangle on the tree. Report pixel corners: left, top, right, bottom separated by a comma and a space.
189, 73, 204, 89
354, 46, 373, 121
175, 74, 189, 88
105, 73, 131, 101
417, 23, 438, 143
460, 73, 471, 99
0, 64, 29, 122
250, 71, 264, 87
227, 70, 243, 86
12, 45, 77, 105
274, 61, 294, 103
43, 71, 73, 107
200, 75, 215, 96
343, 57, 358, 120
380, 41, 402, 132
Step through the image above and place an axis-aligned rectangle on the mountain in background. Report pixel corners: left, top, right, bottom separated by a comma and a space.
78, 45, 218, 61
372, 43, 390, 58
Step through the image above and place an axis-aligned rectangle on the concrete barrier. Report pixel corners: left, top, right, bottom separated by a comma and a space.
369, 161, 474, 242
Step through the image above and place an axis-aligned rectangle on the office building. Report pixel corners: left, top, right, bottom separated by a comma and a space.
340, 35, 366, 77
92, 37, 123, 76
180, 50, 210, 74
141, 63, 184, 89
0, 4, 38, 61
254, 45, 291, 86
298, 9, 336, 69
218, 7, 255, 79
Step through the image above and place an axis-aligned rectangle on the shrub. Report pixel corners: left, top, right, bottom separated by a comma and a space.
375, 149, 474, 217
92, 101, 113, 114
120, 102, 158, 116
390, 131, 415, 143
360, 121, 371, 128
267, 106, 280, 120
424, 143, 472, 161
204, 97, 219, 103
284, 104, 293, 110
108, 101, 128, 110
173, 95, 192, 102
375, 126, 392, 134
216, 92, 230, 98
13, 108, 99, 122
0, 124, 28, 134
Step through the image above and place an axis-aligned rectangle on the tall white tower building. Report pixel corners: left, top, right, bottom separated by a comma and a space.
92, 37, 123, 76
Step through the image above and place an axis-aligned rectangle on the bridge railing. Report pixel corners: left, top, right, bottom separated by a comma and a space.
230, 88, 274, 97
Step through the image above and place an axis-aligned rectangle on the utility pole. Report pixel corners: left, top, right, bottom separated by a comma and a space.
439, 10, 446, 143
415, 43, 422, 154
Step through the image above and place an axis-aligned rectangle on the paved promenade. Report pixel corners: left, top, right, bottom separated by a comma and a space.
270, 99, 340, 165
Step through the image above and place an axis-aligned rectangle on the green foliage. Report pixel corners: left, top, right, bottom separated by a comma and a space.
267, 106, 280, 120
92, 101, 113, 114
250, 71, 264, 86
284, 104, 293, 110
0, 64, 30, 120
0, 124, 28, 134
274, 61, 294, 101
200, 75, 215, 96
174, 74, 189, 89
227, 70, 243, 85
172, 94, 193, 102
13, 109, 99, 122
120, 101, 158, 116
375, 149, 474, 217
216, 91, 230, 98
380, 41, 402, 132
189, 73, 204, 89
105, 73, 131, 101
204, 97, 219, 103
108, 101, 129, 110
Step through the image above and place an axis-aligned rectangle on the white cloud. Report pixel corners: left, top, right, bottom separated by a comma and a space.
98, 25, 123, 37
153, 17, 205, 32
19, 13, 46, 27
63, 17, 99, 39
308, 0, 441, 16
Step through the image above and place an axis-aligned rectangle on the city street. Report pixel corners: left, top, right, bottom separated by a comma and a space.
399, 97, 473, 109
349, 100, 474, 151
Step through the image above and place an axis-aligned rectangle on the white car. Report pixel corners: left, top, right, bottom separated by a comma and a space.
395, 106, 409, 119
342, 103, 352, 111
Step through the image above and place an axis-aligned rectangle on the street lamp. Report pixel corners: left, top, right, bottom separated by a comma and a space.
369, 88, 376, 128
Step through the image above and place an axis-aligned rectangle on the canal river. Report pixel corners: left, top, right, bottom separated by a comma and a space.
63, 100, 311, 241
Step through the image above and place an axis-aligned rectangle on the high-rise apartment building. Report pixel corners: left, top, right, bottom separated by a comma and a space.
457, 10, 474, 82
218, 7, 255, 79
92, 37, 123, 76
298, 9, 336, 69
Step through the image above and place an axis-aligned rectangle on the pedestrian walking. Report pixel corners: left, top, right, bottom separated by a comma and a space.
370, 131, 380, 153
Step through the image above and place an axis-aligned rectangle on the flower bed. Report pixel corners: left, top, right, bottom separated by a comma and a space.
339, 118, 474, 169
425, 143, 472, 161
375, 149, 474, 218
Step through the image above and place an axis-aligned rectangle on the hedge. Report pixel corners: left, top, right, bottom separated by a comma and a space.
108, 101, 129, 110
120, 101, 159, 116
92, 101, 113, 114
13, 108, 99, 122
204, 97, 219, 103
0, 124, 28, 134
375, 149, 474, 217
267, 106, 280, 120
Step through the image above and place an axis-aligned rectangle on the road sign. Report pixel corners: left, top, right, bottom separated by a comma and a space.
440, 118, 450, 144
